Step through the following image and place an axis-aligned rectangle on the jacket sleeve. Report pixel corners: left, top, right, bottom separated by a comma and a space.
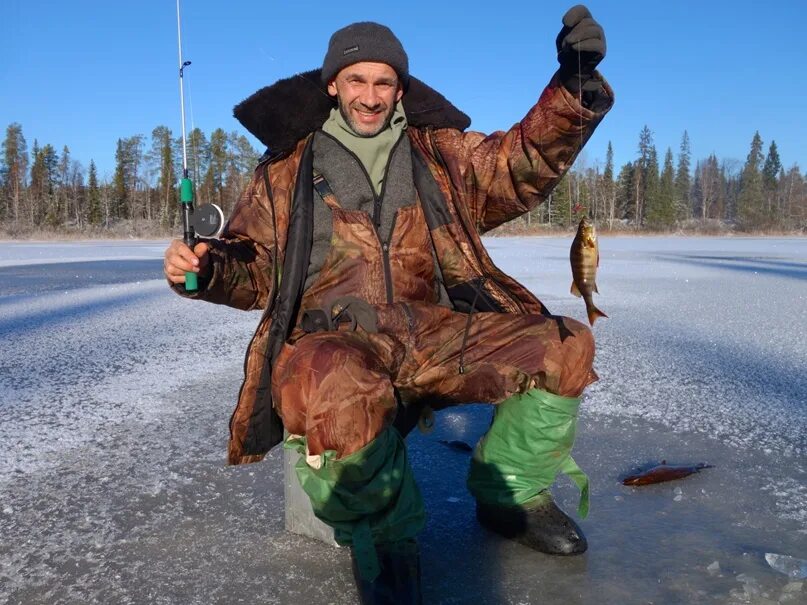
433, 71, 614, 233
170, 166, 277, 311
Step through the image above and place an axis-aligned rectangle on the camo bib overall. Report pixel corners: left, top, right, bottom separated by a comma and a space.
273, 167, 596, 459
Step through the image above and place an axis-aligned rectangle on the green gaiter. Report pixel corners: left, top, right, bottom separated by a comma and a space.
467, 388, 590, 518
321, 101, 407, 196
284, 426, 425, 581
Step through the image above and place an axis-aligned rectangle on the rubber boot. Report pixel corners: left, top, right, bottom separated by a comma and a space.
351, 539, 422, 605
467, 388, 590, 556
285, 428, 425, 596
476, 490, 587, 555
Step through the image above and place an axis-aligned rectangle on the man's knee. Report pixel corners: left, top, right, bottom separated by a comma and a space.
272, 332, 397, 456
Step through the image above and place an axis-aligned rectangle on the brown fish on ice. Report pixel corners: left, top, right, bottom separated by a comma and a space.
621, 460, 714, 486
570, 216, 607, 325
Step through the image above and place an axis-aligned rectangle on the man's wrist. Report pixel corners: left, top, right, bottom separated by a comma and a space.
559, 71, 608, 111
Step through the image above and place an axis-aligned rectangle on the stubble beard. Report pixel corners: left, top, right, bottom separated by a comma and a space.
337, 96, 395, 138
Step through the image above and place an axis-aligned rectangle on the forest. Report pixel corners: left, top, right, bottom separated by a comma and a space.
1, 122, 805, 238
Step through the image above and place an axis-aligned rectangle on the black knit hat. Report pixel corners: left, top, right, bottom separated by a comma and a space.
321, 22, 409, 89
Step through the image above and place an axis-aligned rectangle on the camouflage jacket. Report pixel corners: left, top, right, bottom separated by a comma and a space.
176, 69, 613, 465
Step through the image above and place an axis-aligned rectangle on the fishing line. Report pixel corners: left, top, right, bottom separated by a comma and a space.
576, 53, 593, 209
176, 0, 188, 175
187, 70, 198, 181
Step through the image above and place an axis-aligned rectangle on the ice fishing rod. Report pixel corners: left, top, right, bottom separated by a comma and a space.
176, 0, 223, 291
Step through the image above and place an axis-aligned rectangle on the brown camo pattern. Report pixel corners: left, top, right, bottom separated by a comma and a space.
174, 75, 613, 464
273, 303, 596, 457
299, 193, 439, 312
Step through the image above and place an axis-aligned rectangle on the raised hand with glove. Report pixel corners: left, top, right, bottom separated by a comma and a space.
556, 4, 607, 102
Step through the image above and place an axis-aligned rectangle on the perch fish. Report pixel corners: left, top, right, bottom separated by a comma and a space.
570, 216, 607, 325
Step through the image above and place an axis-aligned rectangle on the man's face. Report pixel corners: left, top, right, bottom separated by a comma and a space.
327, 62, 404, 137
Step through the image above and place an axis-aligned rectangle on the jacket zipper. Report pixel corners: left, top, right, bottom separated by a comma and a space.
318, 130, 403, 304
380, 213, 398, 303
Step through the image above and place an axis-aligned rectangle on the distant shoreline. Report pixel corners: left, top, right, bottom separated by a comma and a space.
2, 233, 805, 244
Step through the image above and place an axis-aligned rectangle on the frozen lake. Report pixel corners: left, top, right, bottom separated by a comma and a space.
0, 236, 805, 604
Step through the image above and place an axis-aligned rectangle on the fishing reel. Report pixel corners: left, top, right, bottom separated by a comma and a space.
185, 199, 224, 239
179, 176, 224, 292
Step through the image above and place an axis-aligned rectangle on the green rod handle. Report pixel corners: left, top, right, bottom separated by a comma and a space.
180, 177, 198, 292
185, 271, 198, 291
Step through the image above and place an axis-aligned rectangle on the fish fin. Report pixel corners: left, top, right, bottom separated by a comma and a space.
594, 282, 600, 294
587, 305, 608, 326
571, 281, 582, 297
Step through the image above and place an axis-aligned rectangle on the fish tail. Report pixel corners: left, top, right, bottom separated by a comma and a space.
587, 304, 608, 326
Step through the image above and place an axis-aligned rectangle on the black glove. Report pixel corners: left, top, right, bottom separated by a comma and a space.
556, 5, 606, 95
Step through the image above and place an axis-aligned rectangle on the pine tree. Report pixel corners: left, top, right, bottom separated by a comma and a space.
148, 126, 176, 228
615, 161, 634, 224
222, 131, 260, 216
126, 135, 145, 220
181, 127, 209, 189
2, 123, 28, 225
111, 135, 145, 222
87, 160, 102, 226
634, 125, 654, 226
646, 147, 676, 229
160, 130, 177, 229
781, 164, 805, 228
722, 159, 742, 221
691, 161, 703, 220
29, 139, 43, 224
29, 141, 58, 226
41, 144, 60, 227
202, 128, 228, 207
113, 139, 128, 220
57, 145, 71, 224
603, 142, 616, 229
675, 131, 691, 220
762, 141, 782, 225
696, 155, 721, 221
550, 173, 573, 227
642, 145, 660, 228
737, 132, 765, 229
68, 159, 85, 228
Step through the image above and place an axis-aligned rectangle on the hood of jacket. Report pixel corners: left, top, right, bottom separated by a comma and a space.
233, 69, 471, 156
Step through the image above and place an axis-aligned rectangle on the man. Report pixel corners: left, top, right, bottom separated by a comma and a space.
165, 6, 612, 603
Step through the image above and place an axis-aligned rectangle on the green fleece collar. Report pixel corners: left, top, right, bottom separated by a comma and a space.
321, 101, 407, 195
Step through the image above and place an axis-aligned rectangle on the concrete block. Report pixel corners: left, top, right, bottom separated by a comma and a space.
283, 445, 338, 547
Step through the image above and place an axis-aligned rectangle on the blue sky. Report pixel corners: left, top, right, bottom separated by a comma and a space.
2, 1, 805, 180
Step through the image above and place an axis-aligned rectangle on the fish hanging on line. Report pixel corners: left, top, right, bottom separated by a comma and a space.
570, 216, 607, 325
621, 460, 714, 486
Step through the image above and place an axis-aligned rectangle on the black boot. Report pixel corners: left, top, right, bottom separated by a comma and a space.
351, 539, 422, 605
476, 492, 587, 555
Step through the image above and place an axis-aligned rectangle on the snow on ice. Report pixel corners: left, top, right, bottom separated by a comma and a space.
0, 236, 805, 604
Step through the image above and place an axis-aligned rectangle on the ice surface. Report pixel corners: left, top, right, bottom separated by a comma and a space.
0, 236, 805, 604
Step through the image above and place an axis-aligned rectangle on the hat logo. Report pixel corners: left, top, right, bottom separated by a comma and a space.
343, 45, 359, 55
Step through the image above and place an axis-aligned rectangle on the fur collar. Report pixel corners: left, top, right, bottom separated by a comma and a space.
233, 69, 471, 155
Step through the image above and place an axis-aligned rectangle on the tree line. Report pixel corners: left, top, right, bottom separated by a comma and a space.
521, 127, 806, 233
1, 122, 805, 237
1, 123, 259, 237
